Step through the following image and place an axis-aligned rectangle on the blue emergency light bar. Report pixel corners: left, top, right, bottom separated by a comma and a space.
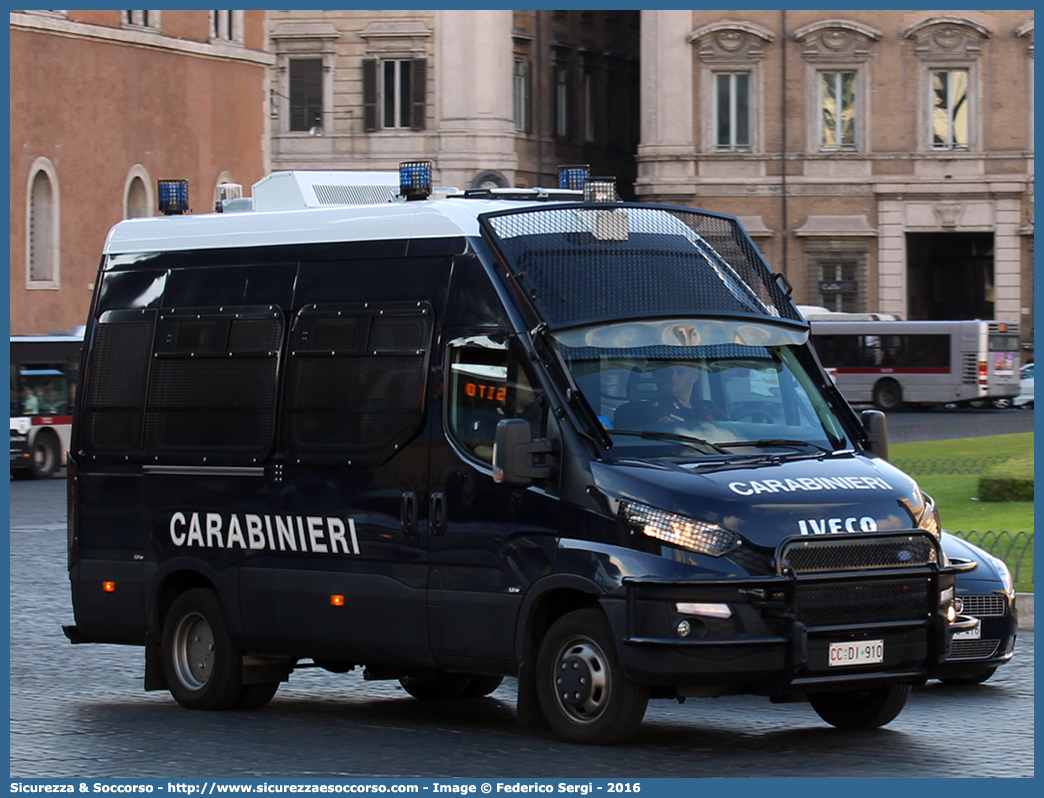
558, 165, 589, 191
399, 161, 433, 201
158, 179, 189, 215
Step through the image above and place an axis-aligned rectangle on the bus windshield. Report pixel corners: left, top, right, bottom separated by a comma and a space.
553, 319, 849, 456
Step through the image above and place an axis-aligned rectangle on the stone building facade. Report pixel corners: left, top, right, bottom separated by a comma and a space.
638, 10, 1034, 357
9, 10, 271, 334
265, 10, 640, 196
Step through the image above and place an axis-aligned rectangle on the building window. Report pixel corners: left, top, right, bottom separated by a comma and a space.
211, 10, 240, 42
903, 18, 988, 153
582, 70, 595, 143
382, 60, 413, 129
818, 262, 860, 312
289, 59, 323, 132
554, 65, 570, 139
362, 58, 427, 132
693, 21, 773, 155
513, 59, 529, 132
715, 72, 750, 151
820, 71, 856, 150
931, 69, 969, 150
126, 176, 150, 219
27, 163, 59, 289
123, 11, 158, 29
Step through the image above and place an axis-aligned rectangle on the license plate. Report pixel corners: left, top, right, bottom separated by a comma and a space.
828, 640, 884, 667
953, 625, 981, 640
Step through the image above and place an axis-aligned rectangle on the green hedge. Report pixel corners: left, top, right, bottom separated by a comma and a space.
978, 454, 1034, 502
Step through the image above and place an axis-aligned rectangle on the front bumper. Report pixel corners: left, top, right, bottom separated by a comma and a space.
608, 533, 975, 697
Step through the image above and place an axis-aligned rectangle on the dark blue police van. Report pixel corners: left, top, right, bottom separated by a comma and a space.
63, 165, 976, 744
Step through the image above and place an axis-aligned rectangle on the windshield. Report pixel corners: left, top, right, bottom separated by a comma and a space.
554, 319, 849, 457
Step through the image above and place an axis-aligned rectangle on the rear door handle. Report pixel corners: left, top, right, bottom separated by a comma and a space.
400, 491, 418, 536
429, 492, 447, 536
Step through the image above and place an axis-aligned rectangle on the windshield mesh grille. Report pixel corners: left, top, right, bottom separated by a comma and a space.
481, 205, 802, 330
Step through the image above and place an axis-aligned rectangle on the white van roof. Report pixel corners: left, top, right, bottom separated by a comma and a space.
103, 196, 549, 255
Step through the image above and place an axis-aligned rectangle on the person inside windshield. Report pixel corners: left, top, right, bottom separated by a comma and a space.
652, 364, 722, 424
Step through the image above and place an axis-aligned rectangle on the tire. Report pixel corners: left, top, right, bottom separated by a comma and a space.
29, 431, 60, 479
399, 674, 473, 700
872, 379, 903, 412
162, 588, 244, 710
808, 683, 911, 729
941, 667, 997, 686
460, 675, 504, 698
234, 682, 280, 710
535, 609, 648, 745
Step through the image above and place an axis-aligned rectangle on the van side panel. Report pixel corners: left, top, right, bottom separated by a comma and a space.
236, 253, 454, 665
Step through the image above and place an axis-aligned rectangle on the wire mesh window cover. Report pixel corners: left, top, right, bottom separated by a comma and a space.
83, 310, 157, 458
480, 206, 800, 331
283, 303, 433, 463
144, 307, 284, 463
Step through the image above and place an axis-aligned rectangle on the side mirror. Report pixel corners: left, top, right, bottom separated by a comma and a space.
860, 409, 889, 461
492, 419, 556, 486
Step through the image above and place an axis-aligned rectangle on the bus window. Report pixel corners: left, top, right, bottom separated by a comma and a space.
18, 367, 69, 416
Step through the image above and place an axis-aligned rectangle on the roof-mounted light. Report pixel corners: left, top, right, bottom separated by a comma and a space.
399, 160, 433, 201
583, 176, 618, 203
558, 164, 590, 191
158, 179, 189, 215
215, 182, 243, 213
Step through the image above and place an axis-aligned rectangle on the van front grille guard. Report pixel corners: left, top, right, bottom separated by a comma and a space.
621, 537, 977, 686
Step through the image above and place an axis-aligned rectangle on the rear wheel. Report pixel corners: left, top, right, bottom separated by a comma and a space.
872, 379, 903, 412
808, 683, 911, 729
162, 588, 243, 710
29, 431, 60, 479
535, 609, 648, 744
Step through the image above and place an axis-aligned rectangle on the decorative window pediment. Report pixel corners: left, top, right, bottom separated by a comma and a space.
793, 20, 882, 62
902, 17, 991, 60
688, 21, 774, 62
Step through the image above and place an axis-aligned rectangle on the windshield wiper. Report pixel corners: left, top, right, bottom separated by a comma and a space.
610, 429, 730, 455
715, 438, 834, 454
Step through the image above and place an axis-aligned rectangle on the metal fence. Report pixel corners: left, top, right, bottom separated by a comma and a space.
949, 529, 1034, 586
892, 456, 1012, 475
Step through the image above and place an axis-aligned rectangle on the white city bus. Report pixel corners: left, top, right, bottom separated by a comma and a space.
10, 330, 83, 478
806, 316, 1021, 411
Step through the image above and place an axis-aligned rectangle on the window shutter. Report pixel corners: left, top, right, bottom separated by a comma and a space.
362, 58, 378, 132
410, 58, 427, 131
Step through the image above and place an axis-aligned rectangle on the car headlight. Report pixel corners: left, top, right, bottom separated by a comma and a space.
621, 501, 738, 557
988, 553, 1014, 596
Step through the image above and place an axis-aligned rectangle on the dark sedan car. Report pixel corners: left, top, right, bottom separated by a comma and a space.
937, 532, 1018, 684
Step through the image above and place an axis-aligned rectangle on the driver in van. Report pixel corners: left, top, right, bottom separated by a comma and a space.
652, 364, 722, 424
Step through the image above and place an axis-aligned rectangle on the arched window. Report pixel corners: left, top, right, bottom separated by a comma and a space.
127, 177, 149, 218
27, 160, 59, 288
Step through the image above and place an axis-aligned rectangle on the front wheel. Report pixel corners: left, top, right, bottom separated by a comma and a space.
808, 683, 911, 729
535, 609, 648, 744
162, 588, 244, 710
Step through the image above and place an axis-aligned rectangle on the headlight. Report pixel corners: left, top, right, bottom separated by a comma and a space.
621, 501, 738, 556
914, 489, 942, 536
988, 553, 1014, 595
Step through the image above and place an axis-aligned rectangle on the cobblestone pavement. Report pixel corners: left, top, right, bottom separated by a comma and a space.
9, 477, 1033, 778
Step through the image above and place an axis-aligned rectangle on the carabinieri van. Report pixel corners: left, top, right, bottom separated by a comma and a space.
64, 165, 975, 744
